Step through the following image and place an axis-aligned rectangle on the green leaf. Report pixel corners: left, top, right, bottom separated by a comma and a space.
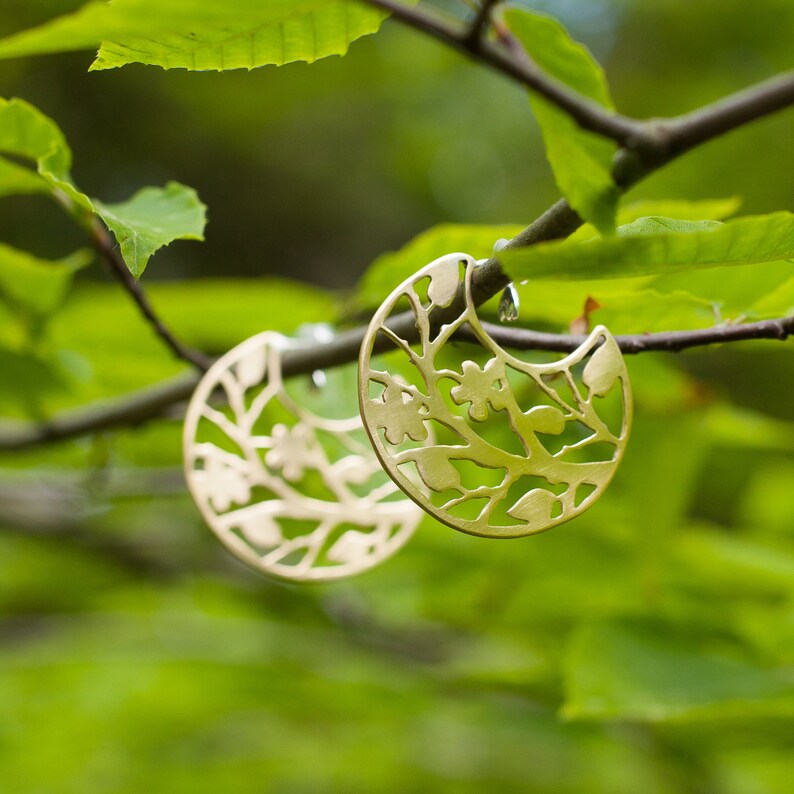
0, 244, 90, 317
563, 622, 794, 722
94, 182, 207, 279
0, 96, 207, 280
0, 0, 394, 72
356, 223, 523, 309
0, 157, 49, 198
0, 96, 90, 210
503, 9, 618, 233
566, 197, 743, 243
500, 212, 794, 282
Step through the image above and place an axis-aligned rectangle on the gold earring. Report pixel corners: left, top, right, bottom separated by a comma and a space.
358, 253, 632, 539
184, 330, 422, 581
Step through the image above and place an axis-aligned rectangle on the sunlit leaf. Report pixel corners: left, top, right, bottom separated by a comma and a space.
566, 196, 743, 243
0, 0, 396, 72
501, 212, 794, 281
503, 9, 618, 233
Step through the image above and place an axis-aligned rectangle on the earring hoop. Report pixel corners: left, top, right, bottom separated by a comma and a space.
358, 253, 632, 539
184, 330, 422, 580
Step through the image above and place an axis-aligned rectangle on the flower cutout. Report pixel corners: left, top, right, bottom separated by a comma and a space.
450, 358, 509, 421
203, 454, 251, 512
265, 423, 317, 481
371, 380, 429, 445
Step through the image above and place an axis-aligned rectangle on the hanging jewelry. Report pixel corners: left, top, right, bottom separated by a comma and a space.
358, 253, 632, 539
184, 330, 422, 581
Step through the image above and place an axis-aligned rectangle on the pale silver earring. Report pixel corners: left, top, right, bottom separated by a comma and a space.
184, 329, 422, 581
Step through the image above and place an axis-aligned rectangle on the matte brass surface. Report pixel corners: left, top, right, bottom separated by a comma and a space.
358, 254, 632, 539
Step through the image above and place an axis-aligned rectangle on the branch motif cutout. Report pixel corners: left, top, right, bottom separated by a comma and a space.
184, 332, 421, 581
358, 254, 633, 539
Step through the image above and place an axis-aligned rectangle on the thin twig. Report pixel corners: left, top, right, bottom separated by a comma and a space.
1, 313, 792, 451
3, 10, 792, 452
0, 373, 199, 450
465, 0, 501, 47
88, 218, 212, 372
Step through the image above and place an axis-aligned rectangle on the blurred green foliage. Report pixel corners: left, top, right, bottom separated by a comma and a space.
0, 1, 793, 792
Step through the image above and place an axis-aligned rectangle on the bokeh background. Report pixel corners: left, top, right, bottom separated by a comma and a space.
0, 0, 793, 791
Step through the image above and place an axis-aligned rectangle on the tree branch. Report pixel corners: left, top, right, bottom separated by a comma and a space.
3, 6, 792, 452
88, 218, 212, 372
465, 0, 501, 47
1, 314, 792, 451
0, 373, 199, 450
657, 70, 794, 158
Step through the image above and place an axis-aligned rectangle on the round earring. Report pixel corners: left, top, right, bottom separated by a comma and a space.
358, 253, 632, 539
184, 329, 422, 581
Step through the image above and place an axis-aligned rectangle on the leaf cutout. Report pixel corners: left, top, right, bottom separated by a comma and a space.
327, 529, 374, 564
507, 488, 559, 524
426, 258, 460, 308
238, 514, 283, 547
521, 405, 567, 435
235, 345, 267, 389
332, 455, 372, 486
412, 448, 462, 493
583, 337, 623, 398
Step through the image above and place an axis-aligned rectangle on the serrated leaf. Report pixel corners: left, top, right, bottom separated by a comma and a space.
356, 223, 523, 309
0, 244, 90, 317
563, 622, 793, 722
500, 212, 794, 282
0, 97, 207, 280
94, 182, 207, 279
0, 0, 395, 72
503, 9, 618, 233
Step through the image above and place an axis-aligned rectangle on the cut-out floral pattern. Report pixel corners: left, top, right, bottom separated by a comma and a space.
450, 358, 509, 420
370, 380, 429, 445
359, 254, 632, 539
184, 332, 422, 581
265, 423, 315, 481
